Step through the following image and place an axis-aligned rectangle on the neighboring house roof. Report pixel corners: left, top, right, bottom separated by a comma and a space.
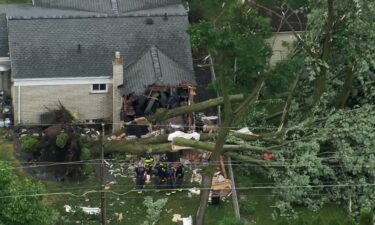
0, 4, 100, 18
117, 0, 181, 14
2, 4, 193, 83
123, 46, 195, 95
33, 0, 182, 14
0, 14, 8, 57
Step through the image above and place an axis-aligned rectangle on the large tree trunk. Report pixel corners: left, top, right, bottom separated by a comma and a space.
313, 0, 334, 103
146, 94, 244, 123
196, 114, 234, 225
335, 59, 357, 108
92, 136, 270, 156
196, 75, 265, 225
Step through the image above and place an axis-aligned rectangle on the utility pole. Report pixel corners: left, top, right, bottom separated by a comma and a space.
100, 123, 107, 225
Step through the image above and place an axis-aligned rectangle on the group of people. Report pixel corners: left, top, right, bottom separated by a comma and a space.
134, 155, 184, 195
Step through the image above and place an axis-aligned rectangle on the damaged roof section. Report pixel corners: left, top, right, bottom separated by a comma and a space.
123, 46, 195, 95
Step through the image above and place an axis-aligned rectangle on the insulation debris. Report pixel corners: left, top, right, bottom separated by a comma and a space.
167, 131, 200, 141
172, 214, 182, 222
232, 127, 259, 136
190, 169, 202, 184
189, 187, 201, 195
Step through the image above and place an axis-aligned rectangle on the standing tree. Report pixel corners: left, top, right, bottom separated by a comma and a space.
188, 1, 273, 224
0, 162, 57, 225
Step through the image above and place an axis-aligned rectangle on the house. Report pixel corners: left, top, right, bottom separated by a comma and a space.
261, 7, 307, 65
0, 0, 196, 130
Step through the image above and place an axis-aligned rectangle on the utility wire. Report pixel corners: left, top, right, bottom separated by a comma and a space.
0, 183, 375, 199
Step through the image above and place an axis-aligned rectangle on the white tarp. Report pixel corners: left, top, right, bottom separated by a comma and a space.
64, 205, 101, 215
182, 216, 193, 225
80, 207, 101, 215
168, 131, 200, 141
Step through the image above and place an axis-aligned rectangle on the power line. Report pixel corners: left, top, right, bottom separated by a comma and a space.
1, 183, 375, 199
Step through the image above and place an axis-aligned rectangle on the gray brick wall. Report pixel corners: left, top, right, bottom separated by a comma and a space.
12, 84, 113, 124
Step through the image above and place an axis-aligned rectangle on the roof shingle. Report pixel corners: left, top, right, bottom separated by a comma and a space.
123, 45, 195, 95
7, 12, 194, 80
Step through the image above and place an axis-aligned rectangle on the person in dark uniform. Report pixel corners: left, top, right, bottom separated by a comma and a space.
135, 162, 145, 194
165, 164, 175, 195
144, 154, 154, 174
175, 163, 184, 191
153, 162, 163, 191
159, 154, 168, 181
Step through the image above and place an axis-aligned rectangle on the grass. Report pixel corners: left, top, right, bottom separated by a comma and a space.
43, 166, 235, 225
235, 169, 351, 225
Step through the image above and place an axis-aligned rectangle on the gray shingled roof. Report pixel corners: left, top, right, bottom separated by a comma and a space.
0, 4, 101, 18
0, 14, 8, 57
7, 12, 194, 81
33, 0, 113, 14
117, 0, 181, 13
123, 46, 195, 95
32, 0, 182, 14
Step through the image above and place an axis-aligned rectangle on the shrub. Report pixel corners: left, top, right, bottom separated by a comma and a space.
82, 164, 94, 175
142, 197, 168, 225
56, 132, 69, 149
80, 147, 91, 161
20, 135, 40, 153
218, 217, 244, 225
239, 199, 256, 215
359, 208, 373, 225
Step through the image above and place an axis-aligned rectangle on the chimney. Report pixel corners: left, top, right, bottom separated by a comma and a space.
112, 51, 123, 132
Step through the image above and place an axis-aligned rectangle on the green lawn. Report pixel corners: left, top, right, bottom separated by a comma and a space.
236, 169, 351, 225
43, 166, 235, 225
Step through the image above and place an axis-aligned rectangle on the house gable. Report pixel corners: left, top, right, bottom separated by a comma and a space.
123, 46, 195, 95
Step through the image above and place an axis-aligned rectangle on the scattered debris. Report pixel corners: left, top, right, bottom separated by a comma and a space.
167, 131, 200, 141
114, 212, 124, 221
232, 127, 259, 136
182, 216, 193, 225
190, 169, 202, 184
172, 214, 182, 222
64, 205, 101, 215
189, 187, 200, 195
64, 205, 75, 213
211, 172, 232, 199
80, 207, 101, 215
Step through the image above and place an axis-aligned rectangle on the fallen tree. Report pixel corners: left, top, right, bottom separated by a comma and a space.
146, 94, 244, 123
93, 136, 272, 156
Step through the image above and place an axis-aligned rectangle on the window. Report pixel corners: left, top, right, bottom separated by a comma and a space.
91, 83, 107, 93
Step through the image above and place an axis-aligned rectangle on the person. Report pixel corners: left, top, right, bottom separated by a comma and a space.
165, 164, 175, 195
144, 154, 154, 174
153, 162, 163, 191
175, 163, 184, 191
159, 154, 168, 181
135, 162, 145, 194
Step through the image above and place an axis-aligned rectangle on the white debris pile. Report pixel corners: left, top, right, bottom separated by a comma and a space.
168, 131, 200, 141
190, 168, 202, 184
64, 205, 101, 215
